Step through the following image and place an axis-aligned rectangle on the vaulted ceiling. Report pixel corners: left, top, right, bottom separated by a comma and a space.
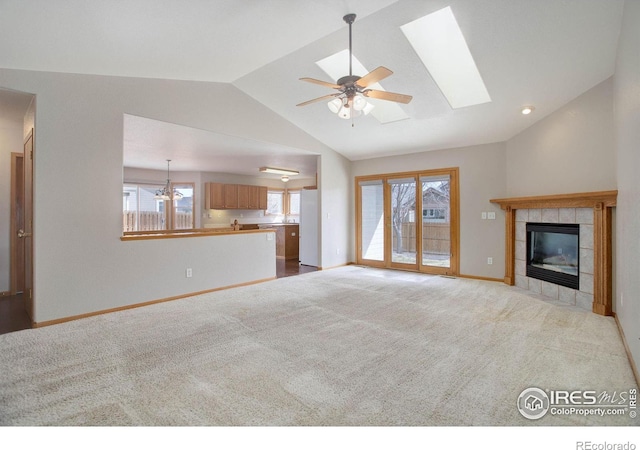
0, 0, 624, 173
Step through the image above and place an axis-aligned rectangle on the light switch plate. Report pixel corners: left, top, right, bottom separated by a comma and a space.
488, 212, 496, 220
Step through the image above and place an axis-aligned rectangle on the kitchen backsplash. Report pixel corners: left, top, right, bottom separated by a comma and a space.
202, 209, 298, 228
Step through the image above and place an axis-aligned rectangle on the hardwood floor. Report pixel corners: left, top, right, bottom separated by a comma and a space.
276, 259, 318, 278
0, 293, 32, 336
0, 262, 317, 336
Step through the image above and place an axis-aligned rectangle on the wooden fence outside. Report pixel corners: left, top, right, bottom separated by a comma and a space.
393, 222, 450, 255
123, 211, 193, 232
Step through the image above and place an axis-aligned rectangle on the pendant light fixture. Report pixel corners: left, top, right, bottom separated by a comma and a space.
154, 159, 183, 201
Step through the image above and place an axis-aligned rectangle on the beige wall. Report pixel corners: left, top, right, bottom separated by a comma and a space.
613, 0, 640, 377
0, 69, 348, 322
351, 142, 507, 279
506, 78, 616, 197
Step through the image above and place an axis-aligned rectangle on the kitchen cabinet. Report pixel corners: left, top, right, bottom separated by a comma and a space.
206, 182, 224, 209
248, 185, 259, 209
237, 185, 250, 209
258, 186, 268, 210
276, 224, 299, 260
224, 184, 238, 208
204, 182, 268, 210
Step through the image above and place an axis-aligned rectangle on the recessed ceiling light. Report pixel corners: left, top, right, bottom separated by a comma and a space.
401, 6, 491, 109
521, 106, 535, 115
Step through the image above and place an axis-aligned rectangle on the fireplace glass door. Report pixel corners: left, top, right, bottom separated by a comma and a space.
526, 223, 579, 289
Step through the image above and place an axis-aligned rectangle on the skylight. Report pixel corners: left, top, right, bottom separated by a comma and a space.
316, 49, 410, 124
401, 6, 491, 109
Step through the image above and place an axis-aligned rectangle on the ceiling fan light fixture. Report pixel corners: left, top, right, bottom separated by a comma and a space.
352, 94, 367, 111
299, 13, 411, 124
328, 97, 343, 113
362, 102, 375, 115
338, 102, 362, 120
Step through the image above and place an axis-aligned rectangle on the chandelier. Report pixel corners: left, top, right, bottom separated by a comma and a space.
154, 159, 183, 201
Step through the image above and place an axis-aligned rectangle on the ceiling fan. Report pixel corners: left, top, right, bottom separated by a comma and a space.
297, 13, 412, 121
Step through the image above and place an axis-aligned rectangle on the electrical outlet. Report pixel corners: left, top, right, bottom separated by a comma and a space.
487, 257, 493, 265
336, 248, 340, 255
186, 268, 192, 278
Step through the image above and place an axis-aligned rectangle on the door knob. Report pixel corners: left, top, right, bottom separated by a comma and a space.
17, 229, 32, 238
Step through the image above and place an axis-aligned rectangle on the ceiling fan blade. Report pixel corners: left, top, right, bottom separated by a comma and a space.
296, 93, 340, 107
363, 89, 413, 104
299, 77, 342, 90
356, 66, 393, 88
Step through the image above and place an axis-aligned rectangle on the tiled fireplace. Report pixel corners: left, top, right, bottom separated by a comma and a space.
491, 191, 617, 316
515, 207, 593, 309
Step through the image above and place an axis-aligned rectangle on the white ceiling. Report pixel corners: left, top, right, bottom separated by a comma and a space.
123, 114, 320, 179
0, 0, 625, 169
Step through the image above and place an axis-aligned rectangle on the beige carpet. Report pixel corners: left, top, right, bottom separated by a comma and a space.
0, 266, 637, 426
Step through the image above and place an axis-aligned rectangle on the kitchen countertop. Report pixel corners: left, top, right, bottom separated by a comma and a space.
257, 223, 298, 228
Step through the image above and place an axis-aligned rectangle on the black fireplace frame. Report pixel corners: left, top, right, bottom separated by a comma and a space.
526, 222, 579, 290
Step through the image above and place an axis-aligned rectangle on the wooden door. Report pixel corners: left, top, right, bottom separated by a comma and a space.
22, 130, 34, 320
10, 153, 24, 294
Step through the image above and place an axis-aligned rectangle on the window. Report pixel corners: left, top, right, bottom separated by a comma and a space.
267, 190, 284, 215
123, 182, 194, 232
123, 183, 167, 231
287, 190, 301, 216
171, 184, 195, 229
423, 208, 447, 221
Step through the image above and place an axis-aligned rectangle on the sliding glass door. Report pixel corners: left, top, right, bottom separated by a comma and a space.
356, 168, 458, 275
389, 177, 418, 270
358, 179, 385, 267
421, 174, 451, 269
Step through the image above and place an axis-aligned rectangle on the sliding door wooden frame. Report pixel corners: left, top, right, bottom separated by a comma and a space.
355, 167, 459, 276
387, 175, 419, 272
355, 177, 386, 269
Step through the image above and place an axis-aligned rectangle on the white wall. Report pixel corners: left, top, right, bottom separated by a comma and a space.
0, 115, 24, 292
614, 0, 640, 376
0, 69, 347, 323
351, 142, 507, 279
320, 151, 352, 269
506, 78, 616, 197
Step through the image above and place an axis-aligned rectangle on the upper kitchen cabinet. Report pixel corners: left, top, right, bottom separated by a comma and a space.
237, 185, 250, 209
204, 182, 268, 210
224, 184, 238, 208
258, 186, 268, 210
205, 182, 224, 209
